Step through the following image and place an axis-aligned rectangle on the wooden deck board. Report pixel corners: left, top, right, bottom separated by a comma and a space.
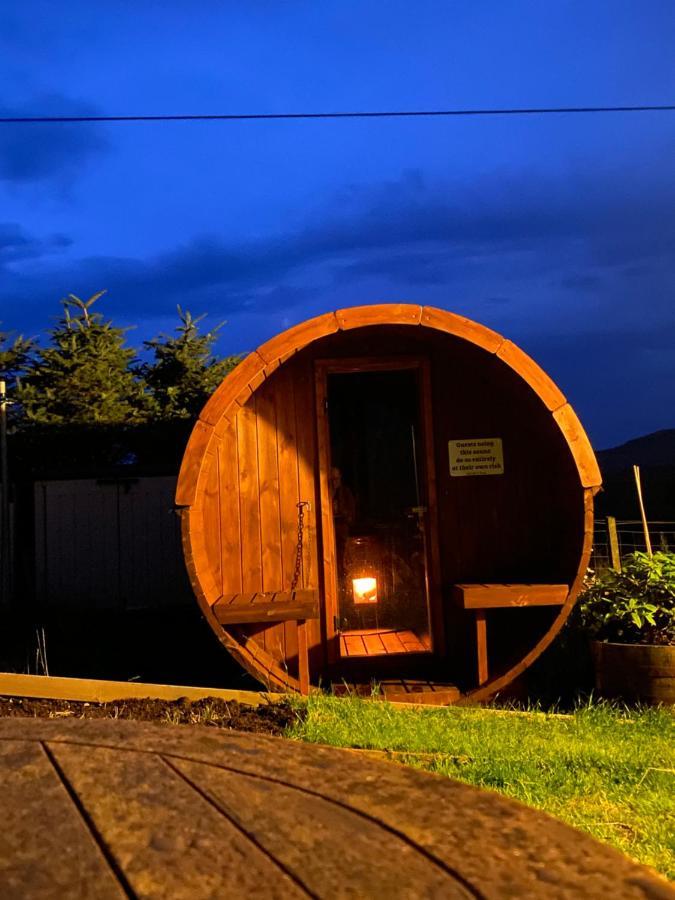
0, 740, 124, 898
47, 741, 306, 897
380, 630, 406, 654
339, 629, 431, 658
172, 755, 457, 897
401, 634, 426, 652
0, 718, 665, 898
362, 632, 387, 655
343, 633, 367, 656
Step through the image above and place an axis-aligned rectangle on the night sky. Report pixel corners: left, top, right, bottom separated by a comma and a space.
1, 2, 674, 448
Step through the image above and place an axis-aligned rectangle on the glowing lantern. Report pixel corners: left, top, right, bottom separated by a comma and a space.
345, 535, 381, 608
352, 576, 378, 604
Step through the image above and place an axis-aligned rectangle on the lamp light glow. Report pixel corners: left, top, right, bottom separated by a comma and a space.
352, 576, 378, 604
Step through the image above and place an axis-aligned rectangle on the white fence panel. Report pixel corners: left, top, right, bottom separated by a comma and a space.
34, 477, 191, 609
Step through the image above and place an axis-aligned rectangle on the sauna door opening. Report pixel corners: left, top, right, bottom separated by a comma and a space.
317, 360, 435, 661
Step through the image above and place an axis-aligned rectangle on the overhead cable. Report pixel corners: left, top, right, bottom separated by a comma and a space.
1, 104, 674, 125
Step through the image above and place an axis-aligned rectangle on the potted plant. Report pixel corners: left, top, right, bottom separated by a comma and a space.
576, 551, 675, 704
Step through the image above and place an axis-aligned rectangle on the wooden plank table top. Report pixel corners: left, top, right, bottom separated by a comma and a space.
452, 583, 569, 609
0, 718, 670, 899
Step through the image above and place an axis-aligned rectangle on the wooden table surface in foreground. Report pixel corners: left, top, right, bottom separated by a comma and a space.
0, 718, 671, 899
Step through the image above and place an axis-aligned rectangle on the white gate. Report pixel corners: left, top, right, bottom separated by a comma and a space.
33, 477, 192, 609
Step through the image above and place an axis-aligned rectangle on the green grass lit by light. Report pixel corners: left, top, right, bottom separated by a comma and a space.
286, 695, 675, 879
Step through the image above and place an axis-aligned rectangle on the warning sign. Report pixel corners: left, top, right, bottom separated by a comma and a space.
448, 438, 504, 477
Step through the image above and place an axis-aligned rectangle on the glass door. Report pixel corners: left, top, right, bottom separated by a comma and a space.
322, 365, 432, 658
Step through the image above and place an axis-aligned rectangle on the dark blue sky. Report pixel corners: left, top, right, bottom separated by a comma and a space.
1, 2, 674, 448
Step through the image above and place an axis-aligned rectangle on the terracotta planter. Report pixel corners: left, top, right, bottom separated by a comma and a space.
591, 641, 675, 705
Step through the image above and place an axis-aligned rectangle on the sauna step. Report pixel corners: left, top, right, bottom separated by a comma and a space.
333, 679, 461, 705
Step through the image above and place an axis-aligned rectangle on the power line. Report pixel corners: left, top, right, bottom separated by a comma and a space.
1, 104, 675, 125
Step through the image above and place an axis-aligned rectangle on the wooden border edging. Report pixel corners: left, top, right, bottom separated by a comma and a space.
0, 673, 282, 706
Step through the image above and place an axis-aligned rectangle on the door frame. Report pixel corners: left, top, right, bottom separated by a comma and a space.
314, 356, 444, 665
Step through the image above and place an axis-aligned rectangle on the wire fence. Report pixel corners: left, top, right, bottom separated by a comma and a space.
591, 519, 675, 572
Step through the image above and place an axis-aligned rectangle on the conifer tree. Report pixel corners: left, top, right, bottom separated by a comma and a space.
17, 292, 149, 425
142, 307, 240, 420
0, 328, 33, 389
0, 328, 33, 427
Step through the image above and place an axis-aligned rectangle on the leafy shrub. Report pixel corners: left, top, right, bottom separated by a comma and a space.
577, 552, 675, 645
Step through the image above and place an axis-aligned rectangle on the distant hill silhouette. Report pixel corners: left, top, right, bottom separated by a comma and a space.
594, 429, 675, 520
597, 429, 675, 473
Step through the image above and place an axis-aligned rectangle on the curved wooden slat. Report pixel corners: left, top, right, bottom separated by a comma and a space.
175, 419, 214, 506
199, 351, 267, 427
257, 311, 339, 364
496, 340, 567, 412
181, 503, 222, 608
553, 403, 603, 488
420, 306, 504, 353
336, 303, 422, 330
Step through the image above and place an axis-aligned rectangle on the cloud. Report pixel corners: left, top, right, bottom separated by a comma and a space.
1, 163, 674, 447
560, 274, 601, 291
524, 324, 675, 448
0, 222, 72, 264
2, 164, 675, 342
0, 94, 109, 183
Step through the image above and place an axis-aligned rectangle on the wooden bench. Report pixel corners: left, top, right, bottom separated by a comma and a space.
213, 591, 319, 694
452, 584, 568, 686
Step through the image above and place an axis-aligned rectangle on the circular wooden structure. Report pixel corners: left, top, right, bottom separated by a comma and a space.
177, 304, 602, 702
1, 717, 670, 898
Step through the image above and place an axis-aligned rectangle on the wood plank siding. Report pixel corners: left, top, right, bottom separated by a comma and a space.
189, 354, 322, 680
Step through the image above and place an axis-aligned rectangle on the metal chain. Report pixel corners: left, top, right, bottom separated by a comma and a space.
290, 501, 309, 591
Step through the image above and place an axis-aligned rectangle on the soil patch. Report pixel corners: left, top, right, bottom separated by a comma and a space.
0, 695, 301, 736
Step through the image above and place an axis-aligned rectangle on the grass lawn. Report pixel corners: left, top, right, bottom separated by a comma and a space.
287, 695, 674, 880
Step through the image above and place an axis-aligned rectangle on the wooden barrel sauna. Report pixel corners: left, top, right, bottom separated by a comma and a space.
176, 304, 602, 703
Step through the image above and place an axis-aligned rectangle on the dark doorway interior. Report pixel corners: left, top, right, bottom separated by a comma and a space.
326, 368, 432, 658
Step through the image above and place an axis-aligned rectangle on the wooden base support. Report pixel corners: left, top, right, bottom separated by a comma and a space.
297, 619, 310, 695
475, 610, 489, 686
452, 583, 569, 688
